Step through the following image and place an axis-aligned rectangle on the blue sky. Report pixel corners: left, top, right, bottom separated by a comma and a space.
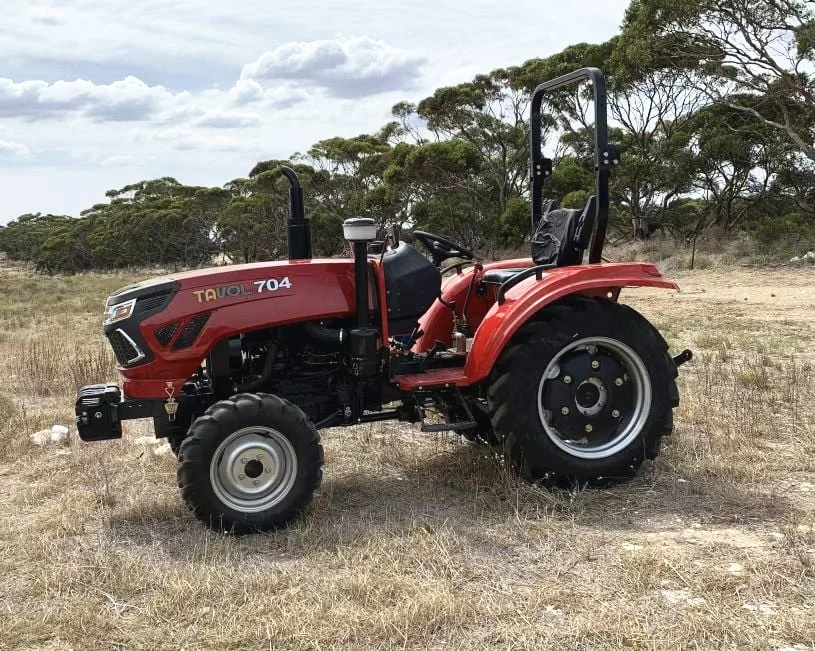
0, 1, 629, 223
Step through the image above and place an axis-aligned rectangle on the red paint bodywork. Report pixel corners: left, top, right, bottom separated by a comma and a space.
121, 259, 363, 398
399, 260, 678, 389
118, 253, 678, 399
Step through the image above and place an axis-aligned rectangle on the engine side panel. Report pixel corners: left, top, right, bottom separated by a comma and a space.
118, 259, 358, 398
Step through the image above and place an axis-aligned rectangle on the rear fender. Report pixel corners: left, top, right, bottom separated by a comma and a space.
463, 262, 679, 384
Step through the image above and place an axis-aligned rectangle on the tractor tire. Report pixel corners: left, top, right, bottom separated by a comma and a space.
488, 296, 678, 487
460, 406, 499, 446
167, 434, 184, 457
177, 393, 323, 534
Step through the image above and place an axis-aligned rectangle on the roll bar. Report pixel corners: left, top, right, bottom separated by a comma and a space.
529, 67, 619, 264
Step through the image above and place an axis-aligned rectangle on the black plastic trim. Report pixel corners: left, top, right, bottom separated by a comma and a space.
172, 313, 211, 350
497, 266, 548, 305
104, 280, 180, 367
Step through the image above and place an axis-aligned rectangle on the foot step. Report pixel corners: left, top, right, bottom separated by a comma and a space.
421, 420, 478, 433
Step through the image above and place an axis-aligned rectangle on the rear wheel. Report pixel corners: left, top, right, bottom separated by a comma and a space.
177, 393, 323, 533
488, 296, 678, 486
460, 402, 499, 446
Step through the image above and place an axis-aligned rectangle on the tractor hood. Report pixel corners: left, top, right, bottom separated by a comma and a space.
106, 258, 352, 307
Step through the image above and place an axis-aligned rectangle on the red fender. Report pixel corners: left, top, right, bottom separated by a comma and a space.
461, 262, 678, 385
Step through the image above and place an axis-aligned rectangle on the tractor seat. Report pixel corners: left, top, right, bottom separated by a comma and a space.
481, 268, 528, 285
482, 196, 598, 287
531, 197, 596, 268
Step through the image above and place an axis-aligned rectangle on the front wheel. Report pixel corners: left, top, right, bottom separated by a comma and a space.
177, 393, 323, 533
488, 296, 679, 486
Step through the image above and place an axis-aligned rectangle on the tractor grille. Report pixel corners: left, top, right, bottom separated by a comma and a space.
154, 322, 180, 347
107, 329, 142, 365
138, 293, 174, 313
172, 313, 210, 350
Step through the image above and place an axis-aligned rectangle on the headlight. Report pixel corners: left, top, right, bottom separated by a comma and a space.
104, 298, 136, 325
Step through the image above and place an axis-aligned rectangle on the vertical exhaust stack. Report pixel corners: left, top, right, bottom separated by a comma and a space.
281, 166, 312, 261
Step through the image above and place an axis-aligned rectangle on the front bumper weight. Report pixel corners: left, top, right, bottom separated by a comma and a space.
75, 384, 124, 442
75, 384, 168, 442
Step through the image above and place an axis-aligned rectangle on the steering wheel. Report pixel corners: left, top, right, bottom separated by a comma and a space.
411, 231, 475, 267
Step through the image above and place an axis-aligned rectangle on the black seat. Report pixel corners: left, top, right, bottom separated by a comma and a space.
531, 195, 597, 267
482, 196, 597, 286
481, 268, 528, 285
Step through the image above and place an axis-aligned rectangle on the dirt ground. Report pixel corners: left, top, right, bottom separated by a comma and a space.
0, 265, 813, 650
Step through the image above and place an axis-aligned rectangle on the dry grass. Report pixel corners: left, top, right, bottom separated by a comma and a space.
1, 264, 814, 650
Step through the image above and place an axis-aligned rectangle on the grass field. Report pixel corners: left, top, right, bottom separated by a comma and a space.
1, 263, 814, 650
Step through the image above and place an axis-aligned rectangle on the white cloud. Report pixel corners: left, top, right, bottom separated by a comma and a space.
0, 139, 30, 157
241, 36, 427, 98
193, 109, 262, 129
99, 154, 147, 167
132, 127, 265, 154
0, 74, 305, 128
0, 76, 186, 122
26, 6, 66, 26
229, 79, 263, 105
225, 79, 310, 110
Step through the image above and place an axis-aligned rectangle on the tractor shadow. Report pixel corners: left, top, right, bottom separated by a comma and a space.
104, 438, 800, 561
314, 448, 797, 534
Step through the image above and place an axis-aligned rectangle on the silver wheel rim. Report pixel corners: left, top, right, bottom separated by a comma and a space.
209, 426, 298, 513
537, 336, 652, 460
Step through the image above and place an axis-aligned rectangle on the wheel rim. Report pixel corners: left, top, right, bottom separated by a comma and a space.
209, 426, 298, 513
537, 336, 652, 460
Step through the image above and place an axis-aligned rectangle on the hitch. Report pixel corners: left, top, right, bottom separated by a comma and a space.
673, 349, 693, 367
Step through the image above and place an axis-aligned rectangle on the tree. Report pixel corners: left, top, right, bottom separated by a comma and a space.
622, 0, 815, 162
410, 69, 535, 222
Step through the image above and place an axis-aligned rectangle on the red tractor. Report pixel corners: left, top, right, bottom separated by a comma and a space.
75, 68, 692, 533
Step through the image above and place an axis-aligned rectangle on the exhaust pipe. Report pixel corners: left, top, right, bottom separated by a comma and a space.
281, 166, 312, 261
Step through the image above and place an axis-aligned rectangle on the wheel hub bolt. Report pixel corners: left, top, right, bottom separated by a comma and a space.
561, 407, 570, 415
564, 375, 572, 384
612, 409, 620, 418
253, 480, 259, 486
615, 378, 624, 386
238, 474, 245, 480
591, 360, 600, 369
265, 467, 272, 474
240, 458, 247, 464
585, 424, 593, 433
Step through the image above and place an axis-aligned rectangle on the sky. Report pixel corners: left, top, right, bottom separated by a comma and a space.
0, 0, 629, 224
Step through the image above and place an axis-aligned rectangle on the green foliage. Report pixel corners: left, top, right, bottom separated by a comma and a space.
622, 0, 815, 162
749, 212, 815, 246
797, 20, 815, 57
560, 191, 591, 210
